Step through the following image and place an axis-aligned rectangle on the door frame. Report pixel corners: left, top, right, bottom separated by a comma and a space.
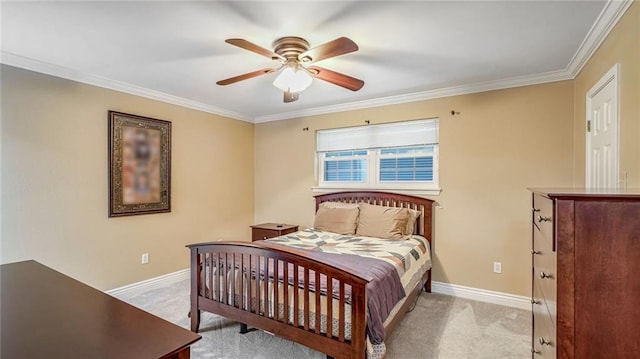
585, 63, 620, 188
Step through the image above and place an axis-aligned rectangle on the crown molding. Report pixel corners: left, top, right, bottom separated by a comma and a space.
254, 0, 632, 123
1, 0, 631, 124
0, 51, 253, 123
565, 0, 633, 77
253, 69, 572, 123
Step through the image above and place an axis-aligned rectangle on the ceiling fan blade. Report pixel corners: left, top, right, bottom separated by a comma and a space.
283, 91, 299, 103
298, 37, 358, 64
216, 68, 276, 86
225, 39, 285, 62
307, 66, 364, 91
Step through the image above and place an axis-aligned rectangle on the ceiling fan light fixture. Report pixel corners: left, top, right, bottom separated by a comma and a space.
218, 36, 363, 102
273, 65, 313, 93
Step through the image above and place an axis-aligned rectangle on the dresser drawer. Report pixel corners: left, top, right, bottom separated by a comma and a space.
532, 306, 556, 358
531, 281, 547, 322
532, 226, 555, 270
534, 265, 556, 318
532, 195, 557, 317
532, 279, 556, 328
532, 194, 554, 249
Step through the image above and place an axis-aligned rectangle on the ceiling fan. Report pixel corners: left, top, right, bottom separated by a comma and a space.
216, 36, 364, 103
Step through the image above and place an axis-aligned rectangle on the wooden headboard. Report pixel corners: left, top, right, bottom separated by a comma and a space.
314, 191, 434, 240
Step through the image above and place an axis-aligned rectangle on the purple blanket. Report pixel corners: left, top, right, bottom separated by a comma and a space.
258, 242, 406, 344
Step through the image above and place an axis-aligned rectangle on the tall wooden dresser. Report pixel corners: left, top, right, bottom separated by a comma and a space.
529, 189, 640, 358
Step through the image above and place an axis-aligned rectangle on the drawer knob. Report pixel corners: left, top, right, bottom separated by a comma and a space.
536, 215, 551, 223
539, 271, 554, 279
539, 337, 552, 346
531, 299, 541, 305
263, 236, 268, 240
531, 348, 541, 355
531, 250, 541, 255
532, 208, 540, 213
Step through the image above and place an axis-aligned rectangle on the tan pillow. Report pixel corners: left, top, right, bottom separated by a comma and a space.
320, 201, 359, 209
356, 202, 409, 240
313, 206, 359, 235
405, 208, 421, 236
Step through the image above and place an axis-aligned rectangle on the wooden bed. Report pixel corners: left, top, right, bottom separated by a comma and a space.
186, 191, 434, 358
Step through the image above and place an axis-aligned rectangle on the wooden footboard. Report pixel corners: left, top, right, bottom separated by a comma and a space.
187, 241, 369, 359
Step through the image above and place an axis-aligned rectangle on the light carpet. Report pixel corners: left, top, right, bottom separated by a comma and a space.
120, 279, 531, 358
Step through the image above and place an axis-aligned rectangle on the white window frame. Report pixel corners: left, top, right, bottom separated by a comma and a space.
375, 145, 439, 188
319, 151, 368, 184
314, 119, 441, 196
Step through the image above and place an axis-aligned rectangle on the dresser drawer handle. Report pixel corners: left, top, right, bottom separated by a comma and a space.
531, 299, 541, 305
531, 348, 541, 355
531, 250, 541, 255
539, 337, 552, 346
539, 271, 554, 279
532, 208, 540, 212
536, 215, 551, 223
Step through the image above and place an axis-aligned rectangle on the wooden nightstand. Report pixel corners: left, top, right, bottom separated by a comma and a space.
250, 223, 299, 241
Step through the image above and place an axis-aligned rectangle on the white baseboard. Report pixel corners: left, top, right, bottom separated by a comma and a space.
431, 281, 530, 310
105, 269, 530, 310
106, 268, 190, 300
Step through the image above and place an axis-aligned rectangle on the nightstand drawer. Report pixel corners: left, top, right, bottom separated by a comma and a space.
250, 223, 298, 241
252, 228, 277, 241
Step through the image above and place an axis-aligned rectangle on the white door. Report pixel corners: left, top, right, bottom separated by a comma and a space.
586, 64, 619, 189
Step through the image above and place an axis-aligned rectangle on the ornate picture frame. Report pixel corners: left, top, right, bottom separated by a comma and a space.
108, 111, 171, 217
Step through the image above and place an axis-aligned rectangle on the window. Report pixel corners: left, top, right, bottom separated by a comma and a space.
323, 150, 367, 182
316, 119, 439, 194
379, 146, 435, 182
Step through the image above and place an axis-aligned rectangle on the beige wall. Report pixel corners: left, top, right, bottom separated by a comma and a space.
3, 3, 635, 297
255, 81, 574, 296
0, 65, 255, 290
573, 2, 640, 187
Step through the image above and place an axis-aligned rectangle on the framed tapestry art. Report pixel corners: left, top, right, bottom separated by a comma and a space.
108, 111, 171, 217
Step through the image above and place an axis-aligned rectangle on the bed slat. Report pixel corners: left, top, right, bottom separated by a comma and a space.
273, 259, 279, 321
223, 253, 228, 304
231, 253, 236, 305
293, 264, 299, 328
339, 282, 345, 342
215, 253, 220, 301
315, 271, 321, 334
283, 260, 289, 324
263, 256, 268, 317
326, 275, 333, 338
304, 268, 310, 331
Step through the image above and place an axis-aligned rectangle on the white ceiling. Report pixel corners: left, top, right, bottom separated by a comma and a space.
0, 1, 627, 122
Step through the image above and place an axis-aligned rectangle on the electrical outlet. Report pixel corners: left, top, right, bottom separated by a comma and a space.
141, 253, 149, 264
493, 261, 502, 274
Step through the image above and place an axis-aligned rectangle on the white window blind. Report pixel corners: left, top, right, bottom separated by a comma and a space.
315, 118, 441, 195
316, 119, 438, 152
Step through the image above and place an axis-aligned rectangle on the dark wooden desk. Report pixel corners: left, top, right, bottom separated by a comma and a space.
1, 260, 200, 359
